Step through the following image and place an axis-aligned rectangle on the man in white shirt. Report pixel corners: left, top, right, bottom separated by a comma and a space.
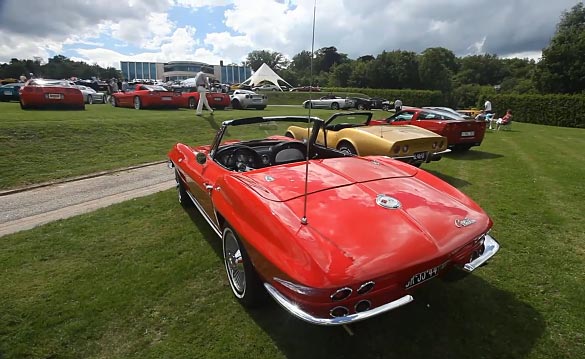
484, 100, 492, 114
194, 71, 213, 115
394, 99, 403, 113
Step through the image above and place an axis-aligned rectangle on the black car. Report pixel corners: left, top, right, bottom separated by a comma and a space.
348, 97, 373, 110
369, 97, 390, 109
0, 83, 24, 102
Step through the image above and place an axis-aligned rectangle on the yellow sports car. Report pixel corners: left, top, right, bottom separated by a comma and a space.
285, 112, 449, 166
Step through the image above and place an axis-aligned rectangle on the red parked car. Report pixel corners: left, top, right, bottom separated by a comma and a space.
19, 79, 85, 110
371, 107, 487, 151
177, 87, 230, 110
168, 114, 500, 326
110, 84, 182, 109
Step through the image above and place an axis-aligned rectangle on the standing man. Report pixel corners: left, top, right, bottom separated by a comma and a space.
484, 99, 492, 114
194, 71, 213, 115
394, 98, 403, 113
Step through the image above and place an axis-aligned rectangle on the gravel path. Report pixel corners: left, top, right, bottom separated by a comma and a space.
0, 162, 175, 237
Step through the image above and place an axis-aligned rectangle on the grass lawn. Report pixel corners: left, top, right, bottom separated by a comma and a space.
0, 102, 584, 358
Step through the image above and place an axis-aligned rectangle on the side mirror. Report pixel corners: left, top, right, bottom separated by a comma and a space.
196, 152, 207, 164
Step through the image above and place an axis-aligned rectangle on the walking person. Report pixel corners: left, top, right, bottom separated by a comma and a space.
394, 98, 402, 113
194, 71, 213, 116
484, 99, 493, 114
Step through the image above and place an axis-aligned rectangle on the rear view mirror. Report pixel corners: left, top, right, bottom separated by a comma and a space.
196, 152, 207, 164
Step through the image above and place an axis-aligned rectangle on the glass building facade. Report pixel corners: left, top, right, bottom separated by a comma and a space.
120, 62, 159, 81
220, 65, 252, 84
119, 61, 252, 84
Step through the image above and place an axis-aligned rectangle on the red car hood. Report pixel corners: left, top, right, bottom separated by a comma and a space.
239, 156, 417, 202
236, 157, 490, 284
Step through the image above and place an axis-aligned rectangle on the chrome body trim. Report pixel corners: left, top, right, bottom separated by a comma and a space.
462, 233, 500, 272
185, 188, 221, 237
264, 283, 414, 326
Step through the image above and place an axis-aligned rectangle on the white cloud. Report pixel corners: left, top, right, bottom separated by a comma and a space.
174, 0, 234, 8
0, 0, 578, 67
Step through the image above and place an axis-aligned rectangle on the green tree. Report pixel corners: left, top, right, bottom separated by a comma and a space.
418, 47, 457, 92
328, 62, 353, 87
314, 46, 348, 73
535, 3, 585, 93
455, 54, 509, 86
368, 50, 420, 89
245, 50, 289, 72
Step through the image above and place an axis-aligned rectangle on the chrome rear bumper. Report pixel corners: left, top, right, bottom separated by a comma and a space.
264, 283, 413, 326
462, 233, 500, 272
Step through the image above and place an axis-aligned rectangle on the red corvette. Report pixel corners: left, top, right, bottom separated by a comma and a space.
178, 88, 231, 110
111, 84, 182, 109
168, 115, 500, 326
371, 107, 487, 151
19, 79, 85, 110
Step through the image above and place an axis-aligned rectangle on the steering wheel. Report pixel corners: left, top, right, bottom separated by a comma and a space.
270, 141, 307, 165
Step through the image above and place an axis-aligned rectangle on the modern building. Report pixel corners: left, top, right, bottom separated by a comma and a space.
119, 60, 251, 84
119, 61, 164, 81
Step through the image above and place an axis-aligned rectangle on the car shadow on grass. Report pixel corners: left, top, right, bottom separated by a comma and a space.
179, 204, 548, 359
247, 276, 547, 359
446, 149, 503, 161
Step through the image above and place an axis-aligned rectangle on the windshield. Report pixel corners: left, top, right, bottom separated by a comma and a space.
143, 85, 169, 91
213, 117, 317, 151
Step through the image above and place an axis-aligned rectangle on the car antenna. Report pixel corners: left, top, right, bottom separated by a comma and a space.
301, 0, 317, 226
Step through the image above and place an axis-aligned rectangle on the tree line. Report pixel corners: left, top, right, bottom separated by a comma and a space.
0, 55, 121, 82
245, 3, 585, 99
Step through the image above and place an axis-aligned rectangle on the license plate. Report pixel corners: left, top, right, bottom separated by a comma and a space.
253, 98, 261, 102
3, 90, 12, 95
461, 131, 475, 137
413, 151, 427, 160
405, 262, 448, 289
47, 93, 63, 99
161, 96, 172, 101
214, 97, 222, 101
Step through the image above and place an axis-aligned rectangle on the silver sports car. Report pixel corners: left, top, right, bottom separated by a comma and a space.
303, 95, 354, 110
76, 85, 106, 104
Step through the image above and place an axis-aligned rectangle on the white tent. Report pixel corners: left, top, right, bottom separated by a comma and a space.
241, 63, 292, 91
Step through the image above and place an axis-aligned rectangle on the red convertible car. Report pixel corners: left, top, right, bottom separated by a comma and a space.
168, 115, 500, 325
111, 84, 182, 109
177, 88, 231, 110
19, 79, 85, 110
371, 107, 487, 151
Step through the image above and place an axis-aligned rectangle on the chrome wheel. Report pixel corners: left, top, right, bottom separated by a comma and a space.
134, 96, 141, 110
87, 95, 93, 104
189, 97, 196, 109
331, 102, 340, 110
223, 228, 246, 298
337, 141, 357, 155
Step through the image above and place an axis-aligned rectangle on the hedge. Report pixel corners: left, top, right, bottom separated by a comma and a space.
479, 93, 585, 128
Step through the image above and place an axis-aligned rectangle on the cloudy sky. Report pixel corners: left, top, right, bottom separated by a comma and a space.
0, 0, 580, 69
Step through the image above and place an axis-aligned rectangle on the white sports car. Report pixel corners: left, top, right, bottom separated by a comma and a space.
303, 95, 354, 110
230, 89, 267, 110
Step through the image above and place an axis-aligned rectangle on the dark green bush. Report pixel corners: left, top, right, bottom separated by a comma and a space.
479, 94, 585, 128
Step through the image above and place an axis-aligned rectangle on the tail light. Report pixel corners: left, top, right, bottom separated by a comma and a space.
432, 141, 438, 149
330, 287, 352, 301
354, 300, 372, 312
392, 145, 400, 154
330, 306, 349, 318
357, 281, 375, 295
402, 145, 409, 153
